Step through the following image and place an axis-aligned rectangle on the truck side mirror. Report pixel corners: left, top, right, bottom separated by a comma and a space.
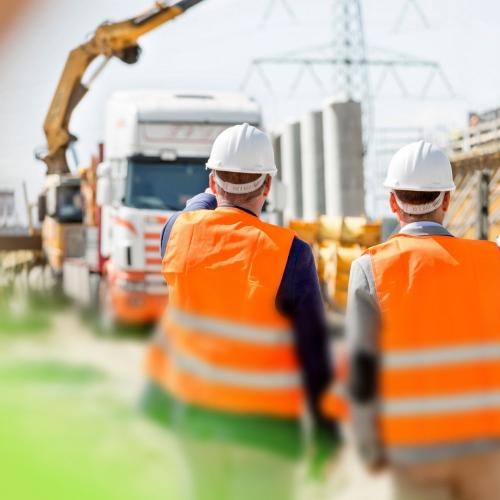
96, 177, 112, 207
96, 162, 112, 207
37, 194, 46, 222
268, 178, 287, 213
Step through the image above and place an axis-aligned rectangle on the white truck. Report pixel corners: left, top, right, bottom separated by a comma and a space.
64, 90, 283, 327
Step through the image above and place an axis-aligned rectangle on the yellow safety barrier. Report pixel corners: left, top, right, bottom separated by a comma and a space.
324, 243, 364, 309
288, 220, 318, 245
291, 216, 382, 310
318, 216, 381, 247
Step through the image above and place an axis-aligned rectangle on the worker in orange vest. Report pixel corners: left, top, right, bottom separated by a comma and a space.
335, 141, 500, 499
142, 123, 340, 499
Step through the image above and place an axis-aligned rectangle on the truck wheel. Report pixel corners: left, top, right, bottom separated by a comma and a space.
97, 278, 117, 336
89, 273, 101, 310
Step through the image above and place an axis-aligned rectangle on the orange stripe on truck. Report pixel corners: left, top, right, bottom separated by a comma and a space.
110, 215, 137, 234
145, 232, 161, 240
145, 245, 160, 253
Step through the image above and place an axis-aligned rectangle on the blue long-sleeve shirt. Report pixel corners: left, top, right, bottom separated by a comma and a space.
160, 193, 336, 437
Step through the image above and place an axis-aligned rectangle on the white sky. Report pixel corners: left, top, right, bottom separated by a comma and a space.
2, 0, 500, 221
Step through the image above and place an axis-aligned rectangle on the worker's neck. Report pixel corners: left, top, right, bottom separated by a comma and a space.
399, 215, 444, 227
217, 197, 263, 217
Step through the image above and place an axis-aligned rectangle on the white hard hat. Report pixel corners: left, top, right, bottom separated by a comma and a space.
206, 123, 277, 195
384, 140, 456, 192
206, 123, 277, 176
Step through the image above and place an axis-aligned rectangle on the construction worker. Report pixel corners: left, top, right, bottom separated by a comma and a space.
344, 140, 500, 499
142, 123, 339, 500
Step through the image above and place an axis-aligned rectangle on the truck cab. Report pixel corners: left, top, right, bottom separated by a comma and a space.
40, 174, 85, 274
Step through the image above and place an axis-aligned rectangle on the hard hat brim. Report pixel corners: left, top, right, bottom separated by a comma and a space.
206, 162, 277, 177
383, 181, 456, 192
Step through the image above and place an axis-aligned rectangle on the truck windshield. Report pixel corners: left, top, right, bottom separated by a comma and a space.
57, 184, 83, 223
125, 158, 210, 211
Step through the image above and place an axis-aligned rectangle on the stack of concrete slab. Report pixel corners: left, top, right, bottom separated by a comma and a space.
273, 97, 365, 224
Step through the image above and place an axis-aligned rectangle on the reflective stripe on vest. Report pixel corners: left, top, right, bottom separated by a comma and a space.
168, 306, 294, 346
153, 330, 301, 389
383, 391, 500, 416
145, 208, 304, 418
367, 234, 500, 453
384, 342, 500, 369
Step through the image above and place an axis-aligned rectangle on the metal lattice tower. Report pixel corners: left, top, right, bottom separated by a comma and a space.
244, 0, 454, 108
244, 0, 455, 154
329, 0, 368, 101
329, 0, 372, 146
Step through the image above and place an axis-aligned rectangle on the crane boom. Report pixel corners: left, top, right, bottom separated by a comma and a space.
39, 0, 205, 175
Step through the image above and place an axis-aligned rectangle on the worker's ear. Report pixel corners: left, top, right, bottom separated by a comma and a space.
442, 191, 451, 212
208, 173, 217, 195
389, 192, 398, 214
262, 175, 272, 198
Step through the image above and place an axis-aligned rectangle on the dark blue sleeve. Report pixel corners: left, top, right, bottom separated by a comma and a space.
276, 237, 338, 440
160, 193, 217, 258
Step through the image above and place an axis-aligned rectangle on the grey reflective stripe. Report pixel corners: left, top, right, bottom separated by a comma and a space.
152, 331, 301, 389
173, 350, 301, 389
383, 391, 500, 416
388, 439, 500, 464
384, 342, 500, 369
168, 307, 293, 346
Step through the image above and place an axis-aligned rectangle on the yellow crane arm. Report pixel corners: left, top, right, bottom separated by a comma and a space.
40, 0, 205, 175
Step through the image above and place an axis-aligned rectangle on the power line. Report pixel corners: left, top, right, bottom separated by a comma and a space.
259, 0, 298, 27
392, 0, 430, 32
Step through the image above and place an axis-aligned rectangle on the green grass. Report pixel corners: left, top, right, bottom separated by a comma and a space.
0, 360, 106, 384
0, 359, 187, 500
0, 287, 63, 336
0, 297, 51, 335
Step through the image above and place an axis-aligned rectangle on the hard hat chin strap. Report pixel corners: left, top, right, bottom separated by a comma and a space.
393, 191, 445, 215
213, 172, 267, 194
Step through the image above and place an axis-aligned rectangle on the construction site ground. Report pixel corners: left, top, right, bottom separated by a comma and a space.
0, 297, 391, 500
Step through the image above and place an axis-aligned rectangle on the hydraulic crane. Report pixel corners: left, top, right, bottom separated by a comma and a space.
38, 0, 205, 175
36, 0, 205, 275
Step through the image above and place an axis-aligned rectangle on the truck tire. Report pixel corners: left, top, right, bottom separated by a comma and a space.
97, 278, 117, 336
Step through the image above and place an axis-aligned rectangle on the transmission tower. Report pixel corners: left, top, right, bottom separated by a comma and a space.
329, 0, 368, 101
243, 0, 454, 128
245, 0, 455, 217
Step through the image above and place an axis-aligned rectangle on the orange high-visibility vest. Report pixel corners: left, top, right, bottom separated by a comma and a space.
145, 207, 305, 418
367, 234, 500, 451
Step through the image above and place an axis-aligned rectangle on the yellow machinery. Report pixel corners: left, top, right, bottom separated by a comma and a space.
36, 0, 206, 273
38, 174, 84, 273
290, 217, 382, 311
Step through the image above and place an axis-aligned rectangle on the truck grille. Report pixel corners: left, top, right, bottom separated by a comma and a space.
144, 215, 167, 273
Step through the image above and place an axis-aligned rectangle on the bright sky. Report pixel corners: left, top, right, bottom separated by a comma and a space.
2, 0, 500, 221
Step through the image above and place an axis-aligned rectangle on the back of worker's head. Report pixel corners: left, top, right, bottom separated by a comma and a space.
384, 140, 455, 224
206, 123, 277, 210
